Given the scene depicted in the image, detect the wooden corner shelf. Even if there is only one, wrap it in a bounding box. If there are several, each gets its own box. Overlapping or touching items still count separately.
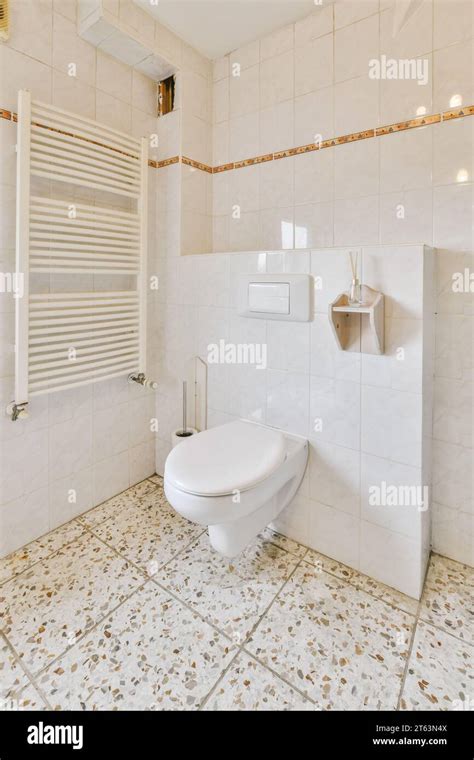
[329,285,384,355]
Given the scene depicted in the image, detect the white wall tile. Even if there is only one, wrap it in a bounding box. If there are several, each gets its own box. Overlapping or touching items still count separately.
[229,64,259,119]
[335,75,380,135]
[0,487,50,558]
[311,313,361,382]
[259,50,294,108]
[361,452,424,538]
[295,5,334,45]
[433,376,473,448]
[432,439,473,513]
[335,14,379,83]
[310,375,361,449]
[433,118,473,187]
[294,202,334,249]
[53,11,96,86]
[230,40,260,71]
[433,0,473,49]
[129,439,155,485]
[433,40,473,113]
[259,100,294,154]
[260,23,294,61]
[259,159,294,210]
[93,450,129,505]
[433,183,474,251]
[334,139,379,199]
[49,415,93,482]
[362,245,425,319]
[361,385,422,467]
[1,430,48,505]
[360,520,423,598]
[309,439,360,516]
[294,150,334,205]
[266,370,309,435]
[335,0,380,30]
[379,188,433,245]
[380,128,433,193]
[380,0,433,58]
[432,501,473,566]
[308,498,360,569]
[52,69,96,118]
[9,0,53,66]
[334,195,380,246]
[294,86,334,146]
[295,33,334,96]
[259,207,295,250]
[267,321,311,373]
[49,468,94,528]
[380,55,432,124]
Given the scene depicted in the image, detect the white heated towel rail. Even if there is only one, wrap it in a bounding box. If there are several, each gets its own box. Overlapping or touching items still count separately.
[13,90,149,412]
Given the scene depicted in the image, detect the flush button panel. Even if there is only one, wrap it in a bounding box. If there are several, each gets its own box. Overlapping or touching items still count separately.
[238,273,312,322]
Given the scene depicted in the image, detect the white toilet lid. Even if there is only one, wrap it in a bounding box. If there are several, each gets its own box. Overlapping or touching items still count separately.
[165,420,287,497]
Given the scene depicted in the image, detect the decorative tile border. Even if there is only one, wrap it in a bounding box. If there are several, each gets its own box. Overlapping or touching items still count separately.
[2,104,473,175]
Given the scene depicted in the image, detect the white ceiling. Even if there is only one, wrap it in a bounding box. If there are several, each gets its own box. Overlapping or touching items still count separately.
[134,0,321,60]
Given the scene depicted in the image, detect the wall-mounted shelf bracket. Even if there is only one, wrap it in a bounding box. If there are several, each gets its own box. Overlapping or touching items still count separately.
[329,285,384,355]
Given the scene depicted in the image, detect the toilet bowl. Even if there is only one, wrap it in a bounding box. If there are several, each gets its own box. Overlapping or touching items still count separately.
[164,419,308,557]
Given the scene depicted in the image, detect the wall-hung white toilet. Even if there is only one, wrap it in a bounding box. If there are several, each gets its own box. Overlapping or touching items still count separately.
[164,420,308,557]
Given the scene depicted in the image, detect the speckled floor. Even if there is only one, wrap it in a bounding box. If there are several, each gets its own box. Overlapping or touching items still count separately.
[0,477,472,711]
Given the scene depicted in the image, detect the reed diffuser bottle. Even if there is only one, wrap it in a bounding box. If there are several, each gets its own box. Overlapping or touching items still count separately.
[348,250,363,306]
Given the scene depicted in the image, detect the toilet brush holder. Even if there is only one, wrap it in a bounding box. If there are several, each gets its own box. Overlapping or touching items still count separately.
[171,380,198,448]
[171,427,198,448]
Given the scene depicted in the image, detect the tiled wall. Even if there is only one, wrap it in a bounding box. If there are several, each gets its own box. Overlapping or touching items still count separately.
[0,0,209,556]
[171,0,473,568]
[154,245,434,598]
[0,0,162,556]
[210,0,472,254]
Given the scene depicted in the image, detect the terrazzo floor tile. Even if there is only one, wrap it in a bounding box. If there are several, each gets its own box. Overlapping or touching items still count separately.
[400,621,474,711]
[0,634,29,704]
[35,581,235,711]
[0,520,86,586]
[79,479,160,529]
[203,653,315,711]
[10,683,49,711]
[305,549,419,615]
[0,533,144,675]
[419,554,473,644]
[351,574,419,615]
[247,562,415,710]
[91,493,203,574]
[304,548,357,582]
[147,475,163,486]
[156,532,299,642]
[261,528,308,559]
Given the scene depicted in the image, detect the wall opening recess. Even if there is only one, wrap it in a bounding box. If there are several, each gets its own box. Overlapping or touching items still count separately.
[158,75,175,117]
[0,0,9,41]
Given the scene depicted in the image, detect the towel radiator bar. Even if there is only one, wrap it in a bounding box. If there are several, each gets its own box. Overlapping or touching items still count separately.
[12,90,150,415]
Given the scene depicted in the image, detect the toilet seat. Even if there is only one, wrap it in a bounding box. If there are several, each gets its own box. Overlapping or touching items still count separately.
[164,420,286,497]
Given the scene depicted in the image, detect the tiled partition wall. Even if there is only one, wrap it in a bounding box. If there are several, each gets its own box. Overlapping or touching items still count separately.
[154,245,434,599]
[173,0,473,567]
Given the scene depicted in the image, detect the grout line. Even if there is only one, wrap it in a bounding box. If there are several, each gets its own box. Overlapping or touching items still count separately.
[396,596,422,711]
[0,479,161,590]
[2,480,471,710]
[0,527,88,592]
[0,630,53,711]
[29,575,152,686]
[198,554,308,710]
[240,648,321,707]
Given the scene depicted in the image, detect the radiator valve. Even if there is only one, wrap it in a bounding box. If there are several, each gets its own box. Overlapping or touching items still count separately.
[128,372,158,390]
